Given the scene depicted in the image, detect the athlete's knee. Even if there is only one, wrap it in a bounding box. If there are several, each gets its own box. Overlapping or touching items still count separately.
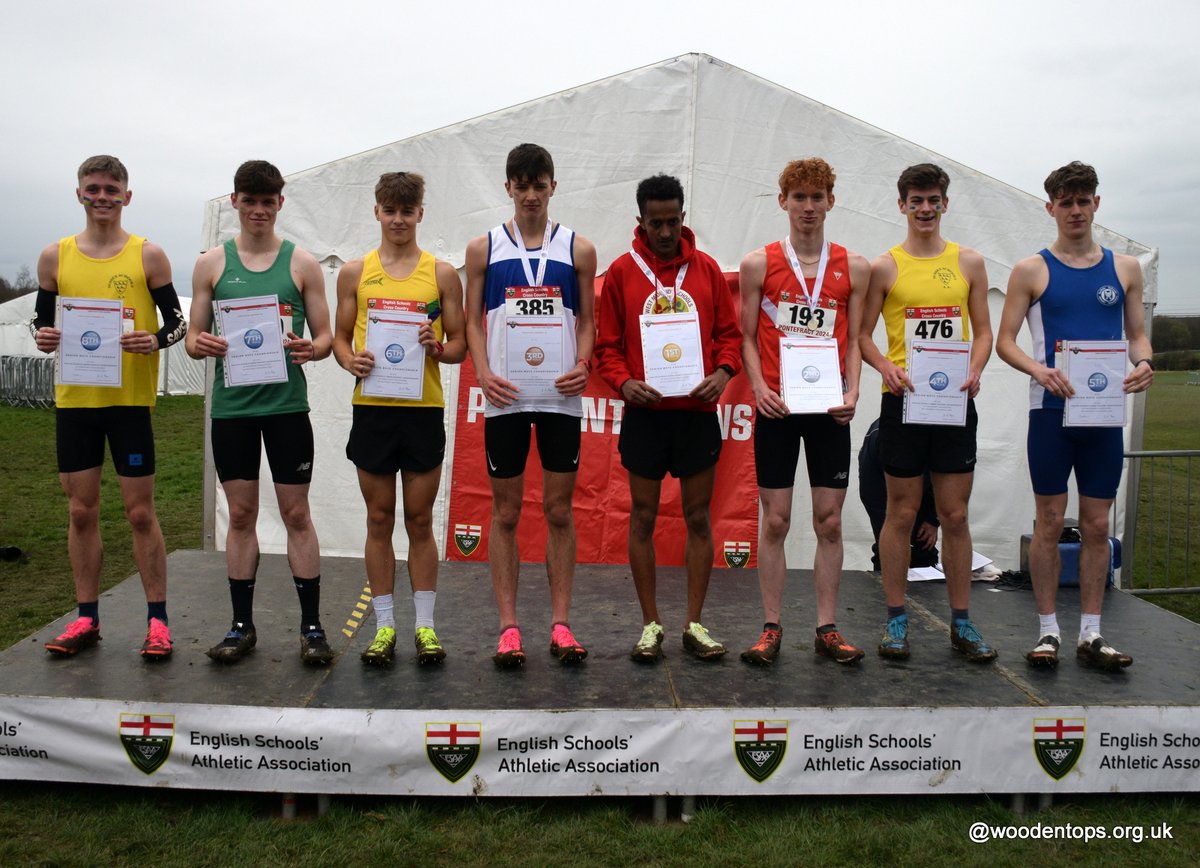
[812,509,842,545]
[67,498,99,531]
[761,508,791,544]
[227,500,258,533]
[937,504,970,535]
[543,499,574,531]
[278,500,312,535]
[682,501,712,540]
[1079,511,1111,544]
[365,504,396,539]
[123,499,159,534]
[491,498,522,532]
[628,505,657,541]
[403,508,434,541]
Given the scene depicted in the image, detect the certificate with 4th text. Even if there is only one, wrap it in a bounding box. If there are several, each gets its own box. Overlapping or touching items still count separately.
[640,312,703,397]
[56,297,125,387]
[216,294,288,387]
[903,339,970,426]
[779,337,842,415]
[1062,340,1128,428]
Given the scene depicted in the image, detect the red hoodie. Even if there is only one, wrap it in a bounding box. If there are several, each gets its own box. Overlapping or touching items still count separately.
[595,225,742,411]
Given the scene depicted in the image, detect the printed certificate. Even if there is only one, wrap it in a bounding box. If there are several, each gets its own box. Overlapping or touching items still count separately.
[903,340,970,426]
[361,299,427,400]
[779,337,842,415]
[56,297,124,387]
[216,294,288,387]
[640,312,703,397]
[504,316,566,397]
[1062,340,1128,428]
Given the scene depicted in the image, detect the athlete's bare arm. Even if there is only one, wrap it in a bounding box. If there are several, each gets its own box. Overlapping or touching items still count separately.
[959,246,992,397]
[738,247,787,418]
[333,258,373,377]
[33,242,61,353]
[429,259,466,364]
[555,234,597,397]
[859,253,910,394]
[463,233,517,407]
[186,248,226,359]
[830,251,871,424]
[289,248,332,364]
[1118,253,1154,393]
[995,254,1072,396]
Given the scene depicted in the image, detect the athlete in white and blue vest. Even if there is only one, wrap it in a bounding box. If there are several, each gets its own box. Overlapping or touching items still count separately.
[997,161,1153,672]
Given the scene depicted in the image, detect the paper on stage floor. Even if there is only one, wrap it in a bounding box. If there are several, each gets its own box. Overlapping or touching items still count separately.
[907,551,994,582]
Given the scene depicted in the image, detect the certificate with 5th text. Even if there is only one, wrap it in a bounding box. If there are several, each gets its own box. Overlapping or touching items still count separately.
[1062,340,1128,428]
[903,339,970,426]
[361,298,427,401]
[779,337,842,415]
[216,294,288,388]
[640,312,704,397]
[56,297,124,387]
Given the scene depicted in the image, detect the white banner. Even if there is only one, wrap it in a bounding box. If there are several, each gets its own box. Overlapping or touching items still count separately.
[1,698,1197,795]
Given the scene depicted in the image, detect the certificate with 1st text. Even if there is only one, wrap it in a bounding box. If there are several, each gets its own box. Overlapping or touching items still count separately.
[361,298,427,400]
[779,337,842,415]
[216,294,289,388]
[903,339,970,426]
[640,312,703,397]
[55,297,124,387]
[1062,340,1128,428]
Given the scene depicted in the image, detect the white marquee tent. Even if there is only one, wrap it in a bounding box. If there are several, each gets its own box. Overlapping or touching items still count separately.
[199,53,1156,570]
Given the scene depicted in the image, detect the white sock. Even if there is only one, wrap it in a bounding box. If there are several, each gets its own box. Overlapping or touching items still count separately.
[413,590,436,630]
[372,594,395,630]
[1079,613,1101,641]
[1038,614,1060,639]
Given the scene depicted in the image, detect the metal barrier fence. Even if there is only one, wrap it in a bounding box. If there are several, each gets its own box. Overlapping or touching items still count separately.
[0,355,53,408]
[1122,450,1199,595]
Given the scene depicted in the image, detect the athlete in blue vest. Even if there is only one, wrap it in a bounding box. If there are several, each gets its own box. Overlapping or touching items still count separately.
[996,161,1154,671]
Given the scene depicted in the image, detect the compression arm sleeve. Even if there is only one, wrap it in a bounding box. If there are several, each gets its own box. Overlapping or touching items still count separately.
[32,288,57,333]
[150,282,186,349]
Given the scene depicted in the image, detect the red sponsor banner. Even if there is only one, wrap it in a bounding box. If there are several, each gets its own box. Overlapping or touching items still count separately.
[447,274,758,568]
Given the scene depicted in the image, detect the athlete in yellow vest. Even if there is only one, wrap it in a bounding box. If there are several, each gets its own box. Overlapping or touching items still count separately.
[858,163,995,664]
[32,155,184,660]
[333,172,466,667]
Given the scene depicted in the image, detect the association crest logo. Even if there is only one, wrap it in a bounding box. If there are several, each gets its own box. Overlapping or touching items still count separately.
[426,722,481,783]
[119,712,174,775]
[1097,285,1120,306]
[734,720,787,782]
[723,541,751,568]
[933,267,955,288]
[1033,717,1085,780]
[453,523,482,557]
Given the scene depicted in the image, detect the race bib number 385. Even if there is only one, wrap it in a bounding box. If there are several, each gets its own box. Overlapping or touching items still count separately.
[504,286,562,317]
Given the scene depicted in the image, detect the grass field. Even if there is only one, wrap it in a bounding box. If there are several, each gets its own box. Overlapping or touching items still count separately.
[0,394,1197,864]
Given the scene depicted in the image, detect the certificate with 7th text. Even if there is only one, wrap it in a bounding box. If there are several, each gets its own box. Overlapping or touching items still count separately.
[56,297,124,387]
[362,299,427,400]
[1062,340,1128,428]
[216,294,288,387]
[779,337,842,414]
[640,312,703,397]
[903,340,970,426]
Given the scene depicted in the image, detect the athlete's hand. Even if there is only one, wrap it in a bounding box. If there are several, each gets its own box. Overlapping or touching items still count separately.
[416,322,444,358]
[915,521,938,550]
[689,367,732,403]
[554,362,589,397]
[1124,360,1154,393]
[479,369,519,408]
[349,349,375,378]
[881,361,913,396]
[192,331,228,358]
[1032,363,1073,399]
[828,389,858,425]
[752,383,789,419]
[621,378,662,406]
[34,327,61,353]
[959,369,982,399]
[285,332,313,364]
[120,329,158,355]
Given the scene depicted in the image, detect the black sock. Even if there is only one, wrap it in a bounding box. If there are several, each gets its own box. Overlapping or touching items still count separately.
[79,601,99,625]
[229,578,255,626]
[887,605,906,620]
[816,623,837,635]
[763,622,782,632]
[147,601,168,625]
[294,576,321,628]
[951,608,969,624]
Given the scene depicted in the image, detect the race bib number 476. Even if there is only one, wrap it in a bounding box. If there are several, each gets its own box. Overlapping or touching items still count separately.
[904,305,963,344]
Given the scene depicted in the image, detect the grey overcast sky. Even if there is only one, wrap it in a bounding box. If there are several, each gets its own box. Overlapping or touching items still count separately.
[3,0,1197,313]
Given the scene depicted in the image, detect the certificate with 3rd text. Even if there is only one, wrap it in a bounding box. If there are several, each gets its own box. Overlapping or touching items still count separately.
[56,297,124,387]
[779,337,842,414]
[640,312,703,397]
[903,339,969,426]
[362,302,427,400]
[1062,340,1128,428]
[216,294,288,387]
[504,316,566,397]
